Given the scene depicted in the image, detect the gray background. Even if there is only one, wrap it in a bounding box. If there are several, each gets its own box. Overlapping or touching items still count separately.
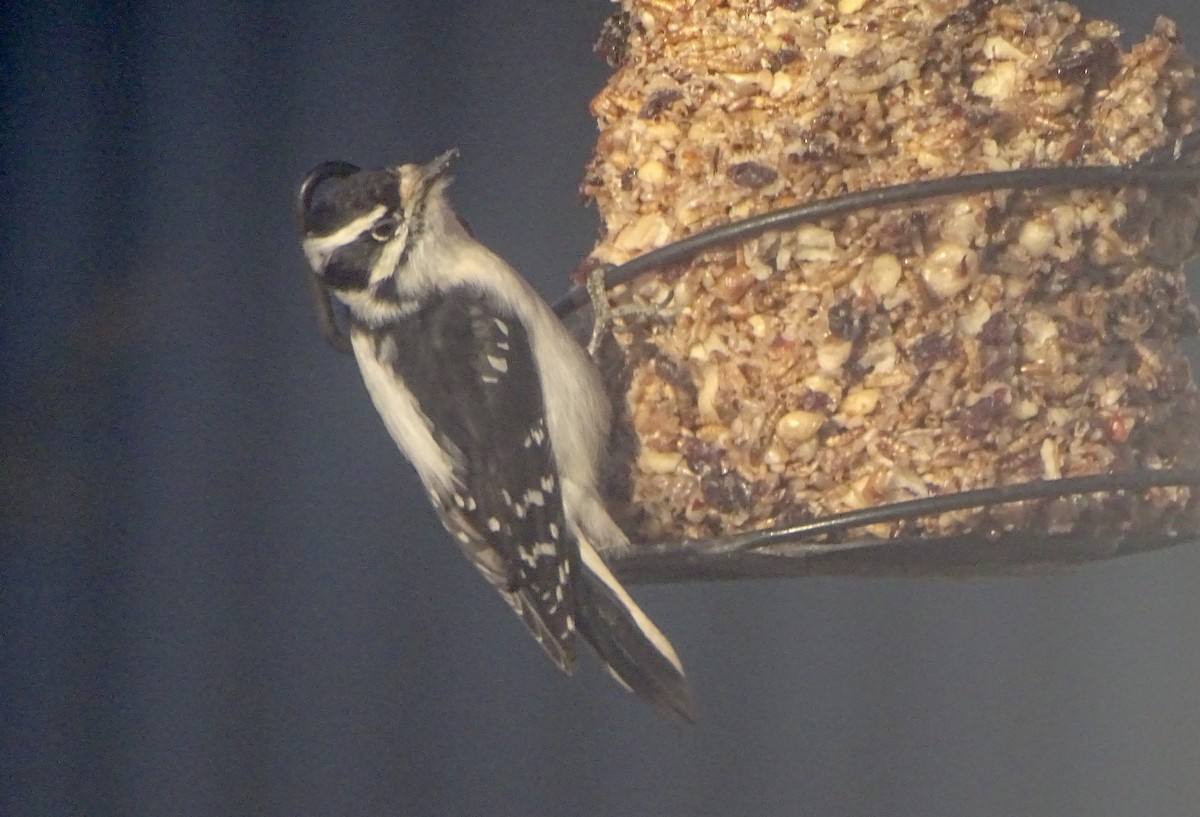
[5,1,1200,815]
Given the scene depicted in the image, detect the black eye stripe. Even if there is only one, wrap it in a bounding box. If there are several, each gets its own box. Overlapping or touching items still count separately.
[324,235,382,291]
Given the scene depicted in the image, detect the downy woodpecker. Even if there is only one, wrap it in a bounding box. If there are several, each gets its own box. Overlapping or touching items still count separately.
[296,151,693,720]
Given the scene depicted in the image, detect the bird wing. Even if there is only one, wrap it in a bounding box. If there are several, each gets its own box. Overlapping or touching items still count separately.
[368,287,579,672]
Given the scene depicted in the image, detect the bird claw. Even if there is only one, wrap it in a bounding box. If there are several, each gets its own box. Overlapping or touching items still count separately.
[585,264,674,357]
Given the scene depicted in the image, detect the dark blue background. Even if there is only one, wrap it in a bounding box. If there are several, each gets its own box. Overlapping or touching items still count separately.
[5,1,1200,815]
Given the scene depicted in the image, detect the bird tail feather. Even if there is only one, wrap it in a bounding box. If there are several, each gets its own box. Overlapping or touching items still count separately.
[576,542,695,722]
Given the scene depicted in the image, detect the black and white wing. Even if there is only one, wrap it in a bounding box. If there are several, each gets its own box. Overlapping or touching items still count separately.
[366,288,579,672]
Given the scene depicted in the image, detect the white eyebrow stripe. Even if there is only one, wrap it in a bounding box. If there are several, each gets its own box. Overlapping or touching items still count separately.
[301,205,387,261]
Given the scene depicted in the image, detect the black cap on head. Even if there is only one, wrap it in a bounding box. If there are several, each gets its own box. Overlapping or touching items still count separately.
[297,162,407,239]
[296,161,360,234]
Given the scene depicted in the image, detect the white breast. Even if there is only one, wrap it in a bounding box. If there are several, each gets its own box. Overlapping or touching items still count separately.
[351,331,459,496]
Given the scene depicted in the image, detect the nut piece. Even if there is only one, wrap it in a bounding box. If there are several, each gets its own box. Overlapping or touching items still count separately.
[920,243,977,299]
[841,388,881,418]
[775,410,824,444]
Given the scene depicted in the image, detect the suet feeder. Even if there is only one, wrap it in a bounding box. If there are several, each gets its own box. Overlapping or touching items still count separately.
[562,0,1200,581]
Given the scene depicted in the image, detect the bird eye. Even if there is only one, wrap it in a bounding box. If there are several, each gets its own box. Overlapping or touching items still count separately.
[371,217,398,241]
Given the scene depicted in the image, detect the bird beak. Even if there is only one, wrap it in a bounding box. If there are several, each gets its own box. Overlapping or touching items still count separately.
[420,148,459,185]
